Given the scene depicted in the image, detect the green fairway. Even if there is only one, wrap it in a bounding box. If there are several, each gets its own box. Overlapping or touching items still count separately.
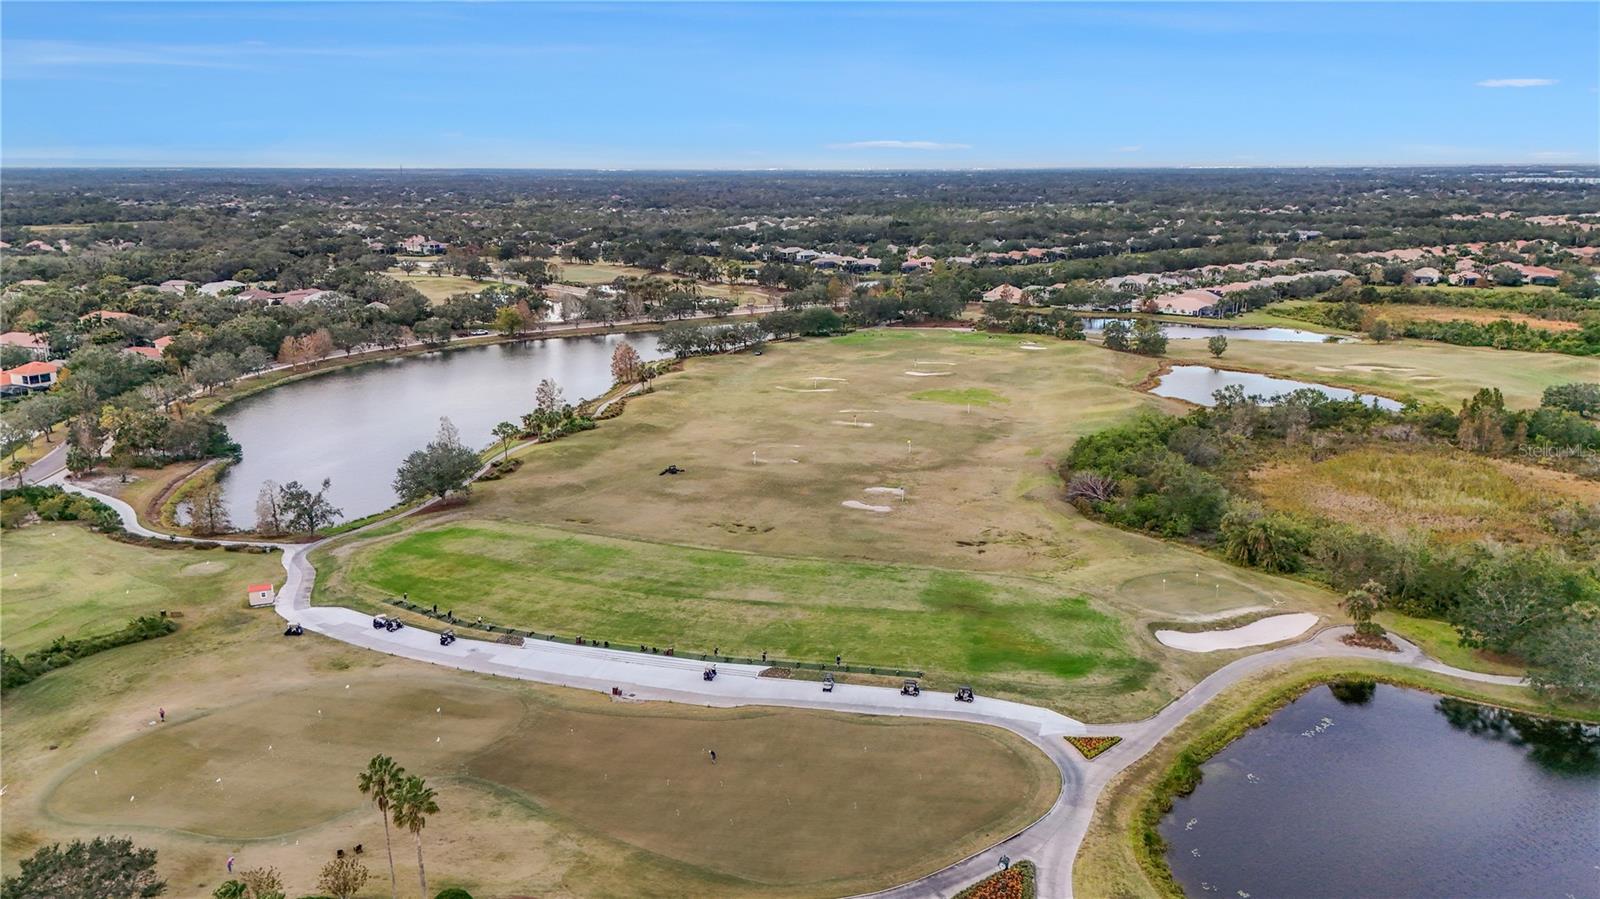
[0,526,283,655]
[910,386,1008,406]
[320,520,1152,701]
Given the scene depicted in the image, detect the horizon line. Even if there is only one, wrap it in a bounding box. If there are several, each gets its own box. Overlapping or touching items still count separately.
[4,162,1598,173]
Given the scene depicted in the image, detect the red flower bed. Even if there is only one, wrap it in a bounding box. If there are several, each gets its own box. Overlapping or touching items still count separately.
[954,861,1036,899]
[1065,735,1122,760]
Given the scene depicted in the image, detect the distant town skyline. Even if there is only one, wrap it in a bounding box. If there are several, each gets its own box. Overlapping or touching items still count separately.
[3,2,1597,169]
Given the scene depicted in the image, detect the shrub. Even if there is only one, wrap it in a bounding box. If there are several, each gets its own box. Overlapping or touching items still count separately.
[434,889,474,899]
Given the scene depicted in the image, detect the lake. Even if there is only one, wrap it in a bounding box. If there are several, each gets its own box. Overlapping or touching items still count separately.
[1080,318,1345,343]
[216,333,663,524]
[1150,365,1403,410]
[1160,683,1600,899]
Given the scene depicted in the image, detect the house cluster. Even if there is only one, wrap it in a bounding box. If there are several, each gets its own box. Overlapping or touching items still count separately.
[770,247,881,273]
[1139,268,1355,316]
[145,280,336,305]
[1410,261,1562,287]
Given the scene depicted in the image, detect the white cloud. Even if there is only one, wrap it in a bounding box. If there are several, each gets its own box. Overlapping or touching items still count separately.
[1475,78,1556,88]
[827,140,971,151]
[1117,145,1143,153]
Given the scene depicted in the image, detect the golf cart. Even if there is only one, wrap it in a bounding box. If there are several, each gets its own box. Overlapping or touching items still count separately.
[703,665,718,682]
[372,614,389,629]
[955,685,975,703]
[439,630,457,647]
[822,673,835,692]
[900,679,921,697]
[283,622,304,637]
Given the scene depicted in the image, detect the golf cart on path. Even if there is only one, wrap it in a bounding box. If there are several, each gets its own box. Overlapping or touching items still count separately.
[703,665,718,681]
[822,673,835,692]
[283,623,304,636]
[901,679,921,697]
[372,615,404,632]
[439,630,457,646]
[955,685,975,703]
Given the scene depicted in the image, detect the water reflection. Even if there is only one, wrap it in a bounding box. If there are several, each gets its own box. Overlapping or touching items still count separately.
[1435,697,1600,776]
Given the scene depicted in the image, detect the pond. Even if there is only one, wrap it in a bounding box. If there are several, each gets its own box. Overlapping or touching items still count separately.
[216,333,663,524]
[1080,318,1345,343]
[1149,365,1403,410]
[1160,683,1600,899]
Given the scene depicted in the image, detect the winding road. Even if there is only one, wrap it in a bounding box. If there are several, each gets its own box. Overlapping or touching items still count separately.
[43,472,1525,899]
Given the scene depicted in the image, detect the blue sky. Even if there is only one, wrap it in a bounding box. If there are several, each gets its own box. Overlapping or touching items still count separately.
[3,2,1596,168]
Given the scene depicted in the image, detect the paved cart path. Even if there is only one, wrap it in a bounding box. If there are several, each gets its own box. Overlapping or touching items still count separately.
[46,474,1526,899]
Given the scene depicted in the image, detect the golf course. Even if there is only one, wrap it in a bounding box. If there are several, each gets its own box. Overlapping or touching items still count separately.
[5,325,1594,897]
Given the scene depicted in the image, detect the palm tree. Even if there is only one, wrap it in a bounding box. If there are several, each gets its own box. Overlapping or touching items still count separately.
[391,774,440,898]
[357,754,405,899]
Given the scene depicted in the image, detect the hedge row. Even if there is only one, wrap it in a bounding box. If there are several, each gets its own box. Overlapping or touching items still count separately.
[2,614,178,689]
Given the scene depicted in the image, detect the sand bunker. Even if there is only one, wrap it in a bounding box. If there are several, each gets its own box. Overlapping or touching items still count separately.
[913,360,957,366]
[833,420,875,428]
[1155,612,1318,652]
[1019,343,1045,350]
[904,370,953,377]
[837,409,880,414]
[776,386,837,393]
[864,486,905,497]
[842,500,893,513]
[808,377,848,382]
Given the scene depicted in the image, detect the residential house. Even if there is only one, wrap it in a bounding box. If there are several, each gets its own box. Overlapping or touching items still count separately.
[1410,267,1442,285]
[153,336,175,352]
[246,583,277,607]
[199,280,246,296]
[23,240,58,253]
[122,345,165,362]
[1152,290,1222,316]
[982,284,1027,304]
[1512,264,1562,286]
[0,331,49,357]
[901,256,936,273]
[157,279,195,294]
[80,310,138,323]
[400,235,447,255]
[1449,270,1486,286]
[1,360,64,390]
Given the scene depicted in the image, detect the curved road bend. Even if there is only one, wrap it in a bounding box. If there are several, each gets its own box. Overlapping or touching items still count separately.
[47,475,1524,899]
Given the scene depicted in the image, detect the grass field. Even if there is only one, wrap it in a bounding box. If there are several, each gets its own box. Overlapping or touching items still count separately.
[0,525,281,655]
[384,268,503,303]
[1375,611,1527,677]
[1164,335,1596,407]
[1249,446,1600,546]
[318,329,1346,719]
[1,527,1056,898]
